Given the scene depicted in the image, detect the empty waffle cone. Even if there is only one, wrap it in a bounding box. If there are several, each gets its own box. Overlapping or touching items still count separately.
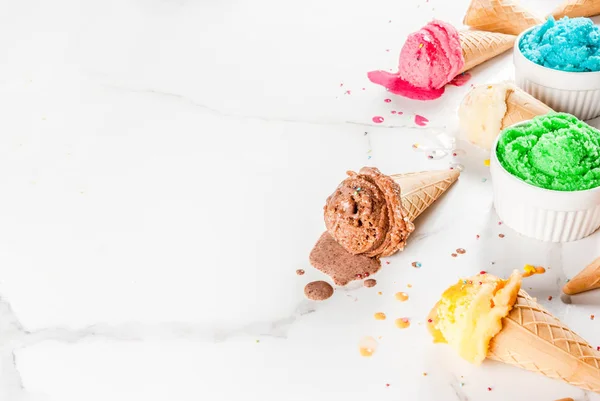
[390,170,460,223]
[501,85,553,128]
[552,0,600,18]
[488,290,600,392]
[459,30,516,73]
[563,257,600,295]
[464,0,543,35]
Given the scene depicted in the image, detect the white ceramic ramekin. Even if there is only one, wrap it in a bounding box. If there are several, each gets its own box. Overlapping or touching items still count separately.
[514,27,600,121]
[491,121,600,242]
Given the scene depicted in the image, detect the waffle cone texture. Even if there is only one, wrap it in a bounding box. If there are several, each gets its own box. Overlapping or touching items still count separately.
[488,290,600,392]
[459,30,516,73]
[391,170,460,223]
[464,0,543,35]
[552,0,600,19]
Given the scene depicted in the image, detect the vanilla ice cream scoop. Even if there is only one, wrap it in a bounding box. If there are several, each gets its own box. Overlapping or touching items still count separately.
[428,270,522,364]
[458,83,552,150]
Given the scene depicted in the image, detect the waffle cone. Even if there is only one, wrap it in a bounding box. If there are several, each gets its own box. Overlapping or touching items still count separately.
[551,0,600,18]
[563,257,600,295]
[464,0,543,35]
[390,170,460,223]
[488,290,600,392]
[459,30,516,73]
[501,86,553,128]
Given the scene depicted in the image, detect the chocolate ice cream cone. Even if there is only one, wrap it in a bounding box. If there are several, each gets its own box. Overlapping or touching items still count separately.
[464,0,543,35]
[552,0,600,19]
[488,290,600,392]
[390,170,460,223]
[458,30,516,73]
[324,168,459,258]
[563,257,600,295]
[501,85,553,128]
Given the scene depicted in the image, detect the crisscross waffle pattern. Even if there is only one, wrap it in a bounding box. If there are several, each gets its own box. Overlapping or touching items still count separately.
[458,30,516,73]
[464,0,543,35]
[488,291,600,392]
[552,0,600,19]
[390,170,459,223]
[501,87,552,129]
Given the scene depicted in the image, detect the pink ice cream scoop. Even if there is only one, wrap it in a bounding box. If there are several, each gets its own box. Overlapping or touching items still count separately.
[368,20,466,101]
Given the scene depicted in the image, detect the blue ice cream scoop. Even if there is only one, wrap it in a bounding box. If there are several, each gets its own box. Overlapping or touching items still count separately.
[520,16,600,72]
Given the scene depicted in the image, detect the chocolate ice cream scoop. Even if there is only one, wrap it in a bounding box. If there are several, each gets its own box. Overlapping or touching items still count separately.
[324,167,414,258]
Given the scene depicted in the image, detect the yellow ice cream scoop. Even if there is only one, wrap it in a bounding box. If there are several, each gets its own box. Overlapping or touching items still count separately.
[427,270,522,364]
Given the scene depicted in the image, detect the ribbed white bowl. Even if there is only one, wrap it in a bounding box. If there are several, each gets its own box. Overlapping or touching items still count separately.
[514,27,600,121]
[491,122,600,242]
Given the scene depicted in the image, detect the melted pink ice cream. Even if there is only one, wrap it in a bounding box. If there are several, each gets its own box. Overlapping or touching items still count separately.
[368,20,466,101]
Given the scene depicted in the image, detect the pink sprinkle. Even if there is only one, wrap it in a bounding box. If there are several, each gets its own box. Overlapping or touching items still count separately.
[391,110,397,114]
[386,261,390,265]
[476,235,480,239]
[487,387,492,392]
[386,383,390,387]
[385,49,390,52]
[498,221,502,225]
[384,99,391,103]
[340,83,344,87]
[372,116,384,124]
[414,115,429,127]
[362,87,366,90]
[345,90,351,95]
[397,111,403,115]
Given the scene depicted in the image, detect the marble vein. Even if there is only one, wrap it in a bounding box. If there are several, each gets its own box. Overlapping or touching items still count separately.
[100,83,445,131]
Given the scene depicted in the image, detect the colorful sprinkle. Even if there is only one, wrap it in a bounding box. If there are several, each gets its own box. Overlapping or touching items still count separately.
[374,312,386,320]
[395,292,409,302]
[356,273,363,279]
[476,235,480,239]
[296,269,305,276]
[345,90,351,95]
[478,281,483,285]
[422,372,428,376]
[427,319,433,323]
[419,43,424,48]
[498,234,505,238]
[384,98,391,103]
[481,178,487,182]
[407,284,412,288]
[548,296,553,301]
[256,339,260,343]
[498,221,503,225]
[386,383,390,387]
[480,271,486,275]
[487,387,492,392]
[451,253,458,258]
[391,110,397,114]
[372,116,384,124]
[386,261,390,265]
[484,159,490,166]
[412,143,419,149]
[592,314,595,320]
[395,318,411,329]
[411,261,422,268]
[456,248,466,254]
[378,291,382,295]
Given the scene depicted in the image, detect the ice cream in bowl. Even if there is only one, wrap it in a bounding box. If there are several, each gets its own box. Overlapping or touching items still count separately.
[490,112,600,242]
[514,16,600,120]
[428,271,600,392]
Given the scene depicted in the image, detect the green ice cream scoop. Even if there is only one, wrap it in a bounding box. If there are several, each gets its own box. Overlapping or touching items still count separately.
[496,113,600,191]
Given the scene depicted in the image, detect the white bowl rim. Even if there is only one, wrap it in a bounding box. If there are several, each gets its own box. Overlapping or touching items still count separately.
[492,118,600,195]
[516,25,600,77]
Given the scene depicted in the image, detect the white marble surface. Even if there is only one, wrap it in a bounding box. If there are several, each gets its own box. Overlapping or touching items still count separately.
[0,0,599,400]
